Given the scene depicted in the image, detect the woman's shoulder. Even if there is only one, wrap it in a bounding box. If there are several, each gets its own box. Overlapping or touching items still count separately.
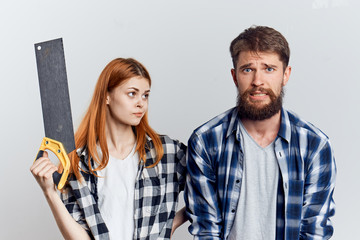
[75,146,98,182]
[159,134,181,144]
[155,135,187,179]
[76,147,91,169]
[66,148,96,195]
[148,134,186,152]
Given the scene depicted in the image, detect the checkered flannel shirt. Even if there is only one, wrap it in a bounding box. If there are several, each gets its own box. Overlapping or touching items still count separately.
[184,107,336,240]
[60,135,187,240]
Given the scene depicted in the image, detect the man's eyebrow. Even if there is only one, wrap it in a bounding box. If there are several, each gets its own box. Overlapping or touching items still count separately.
[238,63,252,70]
[264,63,278,68]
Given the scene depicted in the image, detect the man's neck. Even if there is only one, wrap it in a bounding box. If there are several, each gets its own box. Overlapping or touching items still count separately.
[240,111,281,148]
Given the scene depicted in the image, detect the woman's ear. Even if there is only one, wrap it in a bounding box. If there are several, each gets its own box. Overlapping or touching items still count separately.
[106,95,110,105]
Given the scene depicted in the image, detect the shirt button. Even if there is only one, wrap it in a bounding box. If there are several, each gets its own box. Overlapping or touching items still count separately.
[236,180,240,183]
[231,209,236,213]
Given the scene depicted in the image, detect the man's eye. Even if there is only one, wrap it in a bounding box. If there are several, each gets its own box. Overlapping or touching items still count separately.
[243,68,252,73]
[266,67,274,72]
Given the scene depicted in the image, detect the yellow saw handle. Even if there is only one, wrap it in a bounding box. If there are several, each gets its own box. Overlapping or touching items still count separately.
[34,137,71,190]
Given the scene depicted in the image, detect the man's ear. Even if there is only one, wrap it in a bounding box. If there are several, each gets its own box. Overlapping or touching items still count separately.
[231,68,238,87]
[282,66,292,86]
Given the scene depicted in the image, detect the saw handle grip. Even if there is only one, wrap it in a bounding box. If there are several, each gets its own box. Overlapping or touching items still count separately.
[34,137,71,190]
[35,150,62,186]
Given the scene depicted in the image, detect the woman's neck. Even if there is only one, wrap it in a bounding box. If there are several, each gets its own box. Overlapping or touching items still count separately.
[105,119,136,160]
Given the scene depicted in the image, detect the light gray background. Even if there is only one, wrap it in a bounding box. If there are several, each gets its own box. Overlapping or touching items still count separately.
[1,0,359,239]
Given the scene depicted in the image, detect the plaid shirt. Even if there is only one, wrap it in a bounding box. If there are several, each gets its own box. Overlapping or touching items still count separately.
[60,135,187,240]
[184,107,336,240]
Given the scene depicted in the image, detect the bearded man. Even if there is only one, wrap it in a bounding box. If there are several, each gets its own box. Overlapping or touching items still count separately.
[184,26,336,240]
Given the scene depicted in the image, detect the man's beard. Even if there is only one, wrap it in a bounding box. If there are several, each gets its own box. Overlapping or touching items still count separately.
[237,87,284,121]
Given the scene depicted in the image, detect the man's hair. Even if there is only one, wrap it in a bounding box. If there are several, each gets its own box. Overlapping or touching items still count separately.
[230,26,290,70]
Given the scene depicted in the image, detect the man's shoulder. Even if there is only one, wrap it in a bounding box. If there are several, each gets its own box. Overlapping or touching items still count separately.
[285,109,329,141]
[190,107,236,140]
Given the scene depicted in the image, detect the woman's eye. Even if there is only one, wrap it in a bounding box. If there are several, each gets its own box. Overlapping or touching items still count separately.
[128,92,135,97]
[142,94,149,99]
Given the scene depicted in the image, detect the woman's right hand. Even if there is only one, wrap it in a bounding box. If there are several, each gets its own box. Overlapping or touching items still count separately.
[30,152,92,240]
[30,151,58,195]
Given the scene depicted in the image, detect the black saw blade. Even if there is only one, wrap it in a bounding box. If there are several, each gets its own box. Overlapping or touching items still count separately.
[34,38,75,154]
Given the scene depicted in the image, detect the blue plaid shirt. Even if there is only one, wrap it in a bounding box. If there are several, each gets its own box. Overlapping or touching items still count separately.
[184,107,336,240]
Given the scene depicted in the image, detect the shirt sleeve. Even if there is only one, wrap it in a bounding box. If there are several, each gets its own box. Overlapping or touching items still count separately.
[184,134,223,240]
[300,140,336,240]
[60,178,93,239]
[174,140,187,192]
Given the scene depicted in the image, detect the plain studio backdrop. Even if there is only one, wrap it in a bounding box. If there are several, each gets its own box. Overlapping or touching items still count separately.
[1,0,359,239]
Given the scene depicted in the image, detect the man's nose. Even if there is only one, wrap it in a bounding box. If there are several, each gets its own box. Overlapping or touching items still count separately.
[251,71,264,86]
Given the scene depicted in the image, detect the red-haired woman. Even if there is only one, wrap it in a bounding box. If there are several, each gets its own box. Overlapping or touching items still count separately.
[30,58,187,240]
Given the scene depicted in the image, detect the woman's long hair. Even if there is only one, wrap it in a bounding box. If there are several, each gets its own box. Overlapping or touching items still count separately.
[70,58,164,180]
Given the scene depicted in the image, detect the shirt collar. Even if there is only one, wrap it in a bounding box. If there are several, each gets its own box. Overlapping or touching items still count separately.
[226,107,242,141]
[76,146,86,157]
[278,108,291,143]
[226,107,291,143]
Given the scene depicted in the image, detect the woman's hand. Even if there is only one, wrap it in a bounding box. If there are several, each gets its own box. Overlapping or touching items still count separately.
[30,151,92,240]
[30,151,58,195]
[171,207,188,237]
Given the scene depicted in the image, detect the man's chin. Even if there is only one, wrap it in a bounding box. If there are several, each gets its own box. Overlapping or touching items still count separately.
[237,102,282,120]
[237,88,284,120]
[247,102,270,111]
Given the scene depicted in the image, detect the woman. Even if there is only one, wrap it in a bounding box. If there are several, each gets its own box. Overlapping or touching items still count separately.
[30,58,187,240]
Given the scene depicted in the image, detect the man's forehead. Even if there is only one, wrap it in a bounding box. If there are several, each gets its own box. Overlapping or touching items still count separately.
[239,50,281,60]
[237,51,282,66]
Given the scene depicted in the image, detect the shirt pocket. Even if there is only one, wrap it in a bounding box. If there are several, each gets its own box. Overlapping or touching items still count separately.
[141,177,167,215]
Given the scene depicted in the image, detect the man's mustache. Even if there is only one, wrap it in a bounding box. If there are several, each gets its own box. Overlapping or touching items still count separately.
[243,87,276,98]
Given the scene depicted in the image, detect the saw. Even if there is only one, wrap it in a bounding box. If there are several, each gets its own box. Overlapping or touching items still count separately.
[34,38,75,190]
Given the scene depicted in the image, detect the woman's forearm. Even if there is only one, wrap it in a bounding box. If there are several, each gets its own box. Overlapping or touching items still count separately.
[31,154,91,240]
[44,190,91,240]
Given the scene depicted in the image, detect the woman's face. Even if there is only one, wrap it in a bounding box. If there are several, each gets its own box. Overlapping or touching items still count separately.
[106,76,150,127]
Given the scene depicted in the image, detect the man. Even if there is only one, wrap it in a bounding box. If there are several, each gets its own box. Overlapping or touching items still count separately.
[184,26,336,240]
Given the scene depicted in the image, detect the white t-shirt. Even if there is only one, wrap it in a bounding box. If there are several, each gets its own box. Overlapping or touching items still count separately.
[96,144,139,240]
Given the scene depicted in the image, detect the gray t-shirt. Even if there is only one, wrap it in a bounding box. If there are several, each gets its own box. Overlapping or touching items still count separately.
[228,122,279,240]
